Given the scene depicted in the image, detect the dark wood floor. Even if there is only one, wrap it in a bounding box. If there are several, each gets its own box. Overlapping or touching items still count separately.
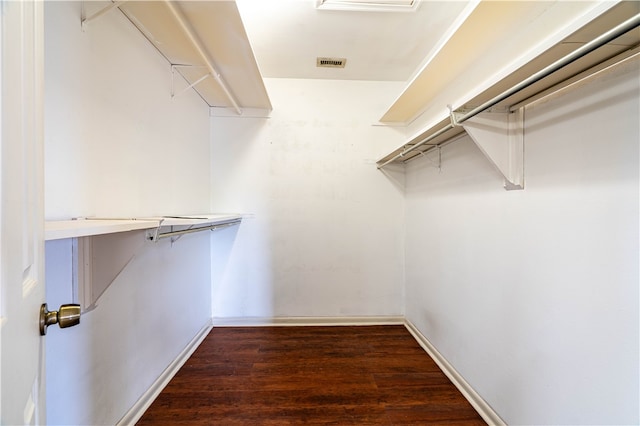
[137,325,486,425]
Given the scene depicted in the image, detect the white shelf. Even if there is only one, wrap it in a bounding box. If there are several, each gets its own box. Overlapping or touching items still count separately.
[45,214,243,241]
[45,214,243,313]
[45,219,160,241]
[377,2,639,169]
[82,1,271,112]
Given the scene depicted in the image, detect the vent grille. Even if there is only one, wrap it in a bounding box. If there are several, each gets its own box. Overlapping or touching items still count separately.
[316,0,418,12]
[317,57,347,68]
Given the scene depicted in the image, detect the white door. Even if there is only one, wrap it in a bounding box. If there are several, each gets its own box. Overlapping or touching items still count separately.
[0,0,46,424]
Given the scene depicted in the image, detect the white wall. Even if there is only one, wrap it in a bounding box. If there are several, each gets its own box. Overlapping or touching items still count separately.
[44,3,210,219]
[404,62,639,424]
[210,78,406,320]
[44,2,212,424]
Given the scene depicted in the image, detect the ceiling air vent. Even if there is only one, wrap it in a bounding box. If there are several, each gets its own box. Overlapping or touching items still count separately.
[316,0,418,12]
[317,57,347,68]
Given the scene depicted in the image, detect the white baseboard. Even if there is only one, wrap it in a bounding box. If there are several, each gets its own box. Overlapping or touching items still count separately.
[403,320,506,426]
[212,315,405,327]
[116,319,214,426]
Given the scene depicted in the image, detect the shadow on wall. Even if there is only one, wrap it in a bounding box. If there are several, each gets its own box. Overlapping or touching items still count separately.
[211,221,275,320]
[45,239,92,423]
[45,231,215,425]
[211,115,278,320]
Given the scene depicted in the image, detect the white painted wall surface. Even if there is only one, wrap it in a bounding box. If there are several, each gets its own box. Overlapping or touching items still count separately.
[404,62,639,424]
[211,79,406,320]
[45,234,211,425]
[43,2,211,424]
[44,2,210,219]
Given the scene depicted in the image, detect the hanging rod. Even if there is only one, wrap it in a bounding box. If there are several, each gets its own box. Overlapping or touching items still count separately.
[377,12,640,169]
[146,219,242,242]
[163,1,243,115]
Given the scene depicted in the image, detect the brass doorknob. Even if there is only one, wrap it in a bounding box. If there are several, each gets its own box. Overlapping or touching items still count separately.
[39,303,81,336]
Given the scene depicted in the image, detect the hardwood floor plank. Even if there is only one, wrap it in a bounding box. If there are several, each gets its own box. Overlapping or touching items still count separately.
[137,325,486,425]
[373,372,456,388]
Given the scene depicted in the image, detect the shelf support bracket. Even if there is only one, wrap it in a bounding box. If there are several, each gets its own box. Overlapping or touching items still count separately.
[171,65,211,99]
[458,107,525,190]
[417,145,442,172]
[81,1,127,31]
[164,0,243,115]
[73,231,145,313]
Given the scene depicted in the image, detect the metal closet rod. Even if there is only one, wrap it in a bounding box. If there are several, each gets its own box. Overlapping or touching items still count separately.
[163,1,243,115]
[378,12,640,170]
[152,219,242,240]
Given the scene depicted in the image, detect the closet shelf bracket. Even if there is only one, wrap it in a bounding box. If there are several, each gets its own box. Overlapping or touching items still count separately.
[460,108,525,190]
[376,6,640,191]
[171,65,211,99]
[81,1,127,31]
[163,0,243,115]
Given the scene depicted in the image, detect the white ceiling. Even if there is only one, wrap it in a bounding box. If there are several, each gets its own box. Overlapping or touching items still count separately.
[235,0,471,81]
